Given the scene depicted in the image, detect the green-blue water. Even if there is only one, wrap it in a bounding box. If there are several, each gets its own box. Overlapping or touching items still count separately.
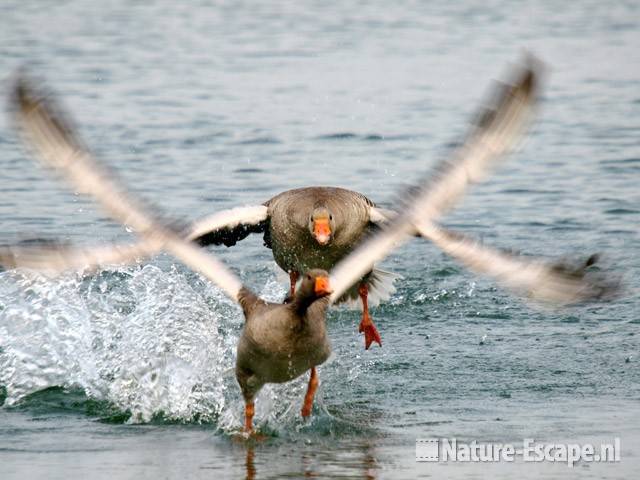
[1,1,638,478]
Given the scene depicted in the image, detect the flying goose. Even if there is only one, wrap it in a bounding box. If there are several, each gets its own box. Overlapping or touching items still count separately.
[2,61,617,431]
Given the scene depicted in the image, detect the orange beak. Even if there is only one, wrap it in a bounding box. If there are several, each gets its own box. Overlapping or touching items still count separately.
[314,276,332,296]
[313,218,331,245]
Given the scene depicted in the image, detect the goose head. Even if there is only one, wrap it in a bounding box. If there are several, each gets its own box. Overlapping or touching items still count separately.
[308,207,334,246]
[297,269,333,300]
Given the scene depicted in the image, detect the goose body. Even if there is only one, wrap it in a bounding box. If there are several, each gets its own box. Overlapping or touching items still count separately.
[235,275,332,411]
[266,186,376,275]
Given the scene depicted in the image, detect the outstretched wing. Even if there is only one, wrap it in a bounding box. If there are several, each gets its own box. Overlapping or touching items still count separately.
[186,205,269,247]
[329,59,541,302]
[0,205,270,274]
[402,58,542,223]
[417,223,618,304]
[0,239,158,273]
[361,192,617,304]
[11,76,243,301]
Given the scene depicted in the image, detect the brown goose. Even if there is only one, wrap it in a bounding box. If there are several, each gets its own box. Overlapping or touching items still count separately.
[2,61,618,432]
[236,269,332,430]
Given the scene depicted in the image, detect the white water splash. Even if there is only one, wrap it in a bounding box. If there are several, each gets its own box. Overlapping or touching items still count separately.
[0,262,316,431]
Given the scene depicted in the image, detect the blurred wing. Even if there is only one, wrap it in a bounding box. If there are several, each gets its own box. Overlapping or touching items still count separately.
[330,59,541,302]
[418,223,618,304]
[329,222,414,303]
[186,205,269,246]
[0,240,159,273]
[14,81,155,235]
[11,76,243,301]
[0,205,270,274]
[405,58,541,222]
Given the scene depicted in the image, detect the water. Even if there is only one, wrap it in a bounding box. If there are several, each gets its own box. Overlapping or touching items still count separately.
[1,1,639,478]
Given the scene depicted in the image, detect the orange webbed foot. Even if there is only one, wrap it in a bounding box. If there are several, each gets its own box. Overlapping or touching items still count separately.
[357,282,381,349]
[359,314,382,349]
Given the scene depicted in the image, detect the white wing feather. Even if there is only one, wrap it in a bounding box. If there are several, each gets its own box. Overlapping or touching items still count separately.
[0,205,270,275]
[185,205,268,240]
[0,240,159,273]
[417,222,614,304]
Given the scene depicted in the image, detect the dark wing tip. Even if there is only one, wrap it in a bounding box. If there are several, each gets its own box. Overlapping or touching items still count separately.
[518,54,543,98]
[551,252,622,302]
[10,69,52,116]
[11,72,37,115]
[581,253,623,302]
[517,52,545,98]
[510,67,536,107]
[471,56,542,135]
[9,70,84,153]
[584,253,600,268]
[10,71,47,121]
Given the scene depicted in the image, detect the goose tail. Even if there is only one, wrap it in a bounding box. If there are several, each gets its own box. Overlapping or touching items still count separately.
[336,267,401,308]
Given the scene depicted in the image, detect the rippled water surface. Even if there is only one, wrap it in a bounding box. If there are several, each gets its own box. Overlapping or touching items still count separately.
[1,1,639,478]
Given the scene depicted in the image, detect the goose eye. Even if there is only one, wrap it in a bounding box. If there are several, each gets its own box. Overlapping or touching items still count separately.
[329,215,333,221]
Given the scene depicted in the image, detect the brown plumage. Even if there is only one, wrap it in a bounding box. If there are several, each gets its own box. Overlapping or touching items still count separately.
[235,269,332,430]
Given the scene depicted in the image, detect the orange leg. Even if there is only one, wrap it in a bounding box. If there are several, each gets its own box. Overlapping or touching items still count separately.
[358,282,382,349]
[244,401,255,433]
[301,367,319,418]
[289,271,299,297]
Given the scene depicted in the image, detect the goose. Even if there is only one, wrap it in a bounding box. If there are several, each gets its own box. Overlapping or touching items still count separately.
[2,60,617,432]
